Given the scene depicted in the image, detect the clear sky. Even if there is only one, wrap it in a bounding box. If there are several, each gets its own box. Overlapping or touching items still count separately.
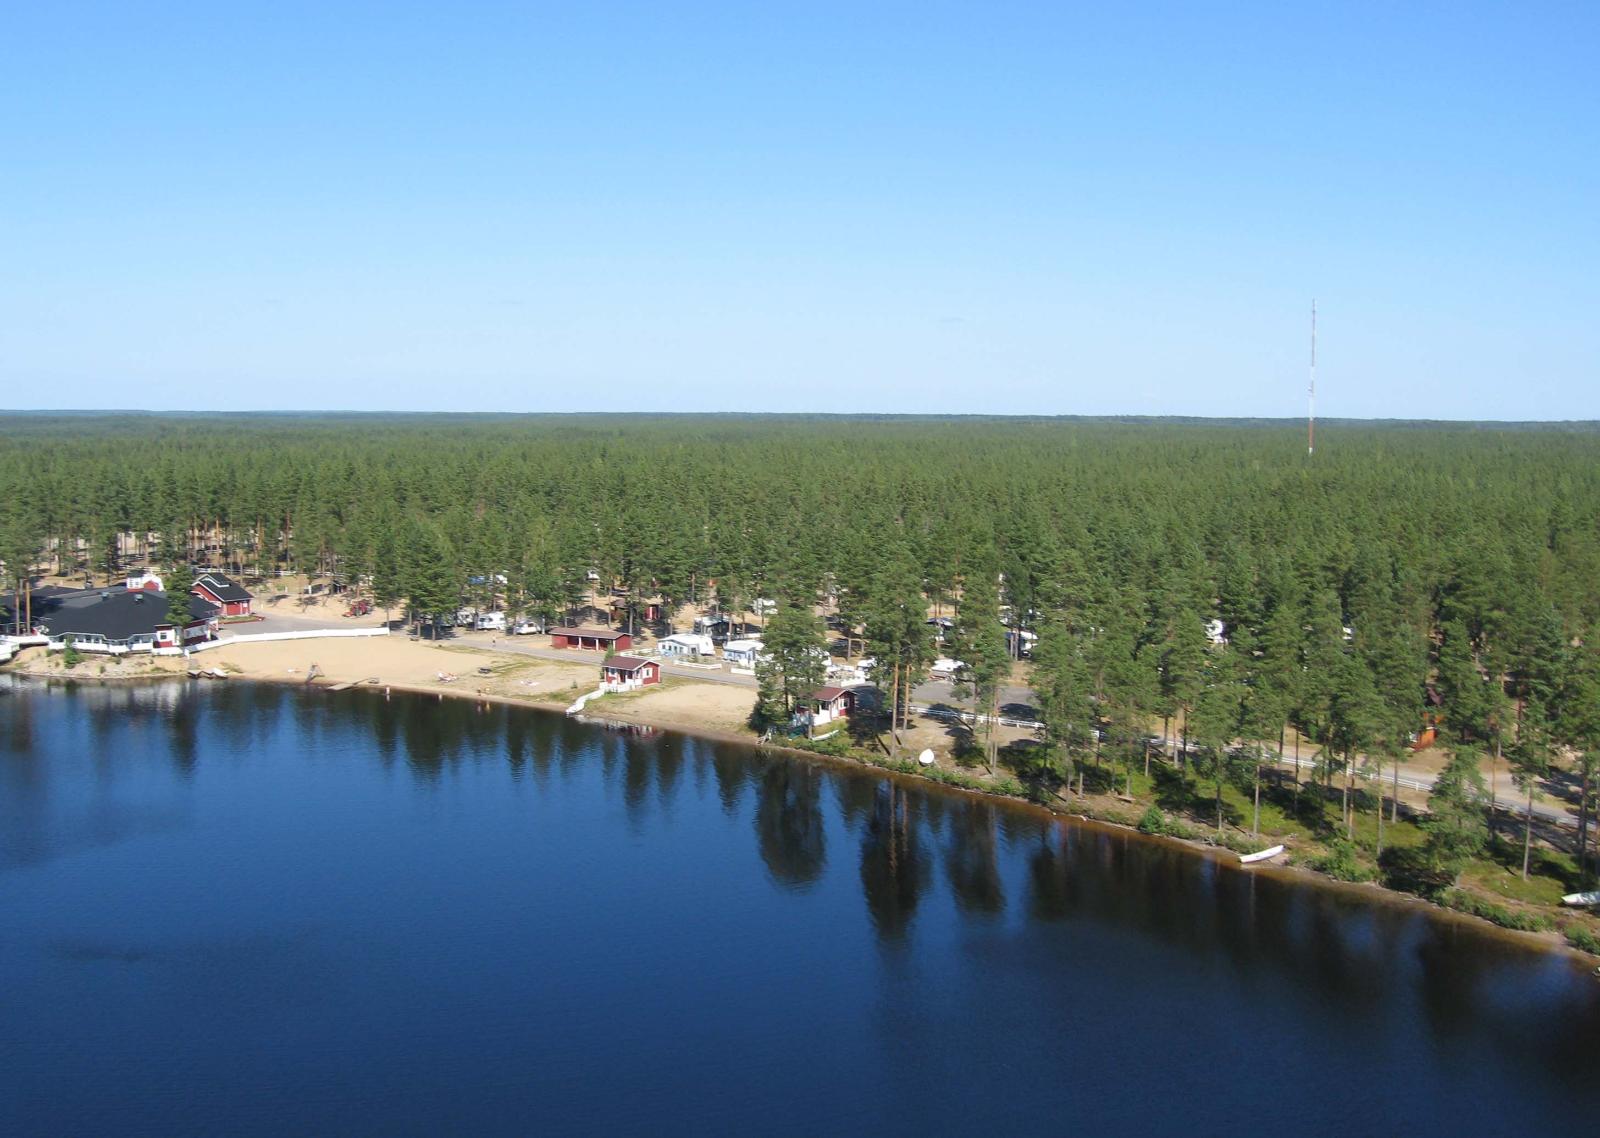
[3,2,1596,418]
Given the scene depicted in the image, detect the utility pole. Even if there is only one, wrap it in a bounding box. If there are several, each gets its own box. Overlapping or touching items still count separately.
[1308,300,1317,457]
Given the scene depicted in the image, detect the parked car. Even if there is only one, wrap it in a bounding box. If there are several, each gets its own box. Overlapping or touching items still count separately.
[511,618,545,635]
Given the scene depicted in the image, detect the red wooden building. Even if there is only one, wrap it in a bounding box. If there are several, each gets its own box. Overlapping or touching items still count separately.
[549,626,632,652]
[191,572,253,617]
[601,655,661,691]
[807,686,857,726]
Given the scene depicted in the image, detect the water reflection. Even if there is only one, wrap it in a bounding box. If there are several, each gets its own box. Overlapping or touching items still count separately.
[754,757,825,888]
[859,781,931,942]
[944,800,1004,916]
[3,676,1599,1133]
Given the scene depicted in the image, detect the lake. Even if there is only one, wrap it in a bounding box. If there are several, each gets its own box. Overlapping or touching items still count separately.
[2,678,1597,1135]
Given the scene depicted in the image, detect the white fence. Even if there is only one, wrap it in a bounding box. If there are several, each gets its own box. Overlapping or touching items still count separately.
[187,627,390,654]
[910,703,1045,731]
[1,635,50,662]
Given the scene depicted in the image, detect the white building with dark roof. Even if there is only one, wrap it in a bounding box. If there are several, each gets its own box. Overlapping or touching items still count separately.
[37,588,219,654]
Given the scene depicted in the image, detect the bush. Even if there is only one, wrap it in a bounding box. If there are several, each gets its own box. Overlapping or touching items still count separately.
[1311,839,1376,883]
[1565,925,1600,955]
[1138,805,1167,835]
[62,638,81,669]
[789,732,852,757]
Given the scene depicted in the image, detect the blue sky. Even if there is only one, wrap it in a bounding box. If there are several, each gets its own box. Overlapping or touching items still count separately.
[3,2,1596,418]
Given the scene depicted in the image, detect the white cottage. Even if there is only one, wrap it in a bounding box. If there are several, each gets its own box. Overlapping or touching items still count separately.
[723,638,764,669]
[659,632,715,658]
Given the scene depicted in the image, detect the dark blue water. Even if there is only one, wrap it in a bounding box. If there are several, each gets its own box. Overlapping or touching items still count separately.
[2,679,1597,1136]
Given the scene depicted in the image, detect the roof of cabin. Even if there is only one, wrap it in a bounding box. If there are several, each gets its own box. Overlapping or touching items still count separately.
[37,588,218,641]
[603,655,654,673]
[194,572,250,602]
[549,626,628,640]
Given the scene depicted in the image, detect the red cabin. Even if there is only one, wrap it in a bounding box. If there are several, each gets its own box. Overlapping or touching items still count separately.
[806,686,856,726]
[191,572,253,617]
[601,655,661,691]
[549,626,632,652]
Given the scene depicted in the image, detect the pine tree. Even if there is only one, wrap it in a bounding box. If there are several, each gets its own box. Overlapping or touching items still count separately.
[755,601,828,727]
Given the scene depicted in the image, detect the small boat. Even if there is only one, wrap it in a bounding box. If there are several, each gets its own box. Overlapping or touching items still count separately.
[1239,844,1285,865]
[917,749,936,767]
[1560,891,1600,908]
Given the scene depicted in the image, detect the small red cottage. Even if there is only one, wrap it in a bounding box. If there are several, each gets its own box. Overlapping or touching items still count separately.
[601,655,661,692]
[549,626,632,652]
[191,572,253,617]
[805,686,857,728]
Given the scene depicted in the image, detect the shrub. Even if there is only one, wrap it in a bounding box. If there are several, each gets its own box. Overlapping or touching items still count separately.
[1311,839,1376,883]
[790,732,852,757]
[1439,889,1554,933]
[1138,805,1167,835]
[1565,925,1600,955]
[62,638,81,669]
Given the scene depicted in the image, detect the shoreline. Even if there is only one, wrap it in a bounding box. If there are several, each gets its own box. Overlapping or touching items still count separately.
[6,653,1598,972]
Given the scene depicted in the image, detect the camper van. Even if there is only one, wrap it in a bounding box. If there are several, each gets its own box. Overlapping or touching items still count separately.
[475,611,507,631]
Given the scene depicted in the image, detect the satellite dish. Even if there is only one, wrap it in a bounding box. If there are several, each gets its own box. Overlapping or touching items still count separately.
[917,749,936,767]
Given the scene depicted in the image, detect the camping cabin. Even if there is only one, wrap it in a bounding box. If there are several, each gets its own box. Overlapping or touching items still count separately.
[192,572,252,617]
[799,686,857,730]
[549,626,632,652]
[723,638,763,669]
[600,655,661,692]
[694,613,732,641]
[658,632,714,658]
[609,598,663,625]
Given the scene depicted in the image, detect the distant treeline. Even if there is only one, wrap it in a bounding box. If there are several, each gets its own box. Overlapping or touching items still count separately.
[2,413,1599,858]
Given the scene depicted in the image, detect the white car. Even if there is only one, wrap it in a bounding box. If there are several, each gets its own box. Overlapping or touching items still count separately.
[511,618,544,635]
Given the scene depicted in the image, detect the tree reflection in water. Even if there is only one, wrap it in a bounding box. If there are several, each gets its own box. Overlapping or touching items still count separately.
[754,757,825,888]
[860,780,931,943]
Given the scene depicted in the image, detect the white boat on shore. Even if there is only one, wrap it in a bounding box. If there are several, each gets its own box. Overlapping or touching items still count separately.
[1560,891,1600,908]
[1239,844,1285,865]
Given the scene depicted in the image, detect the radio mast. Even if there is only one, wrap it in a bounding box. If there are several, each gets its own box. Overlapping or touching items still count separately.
[1307,300,1317,457]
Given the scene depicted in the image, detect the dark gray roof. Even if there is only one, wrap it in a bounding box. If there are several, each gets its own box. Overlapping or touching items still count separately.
[38,589,219,641]
[194,572,250,603]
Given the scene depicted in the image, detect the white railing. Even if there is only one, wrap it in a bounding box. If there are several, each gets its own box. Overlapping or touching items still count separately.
[187,627,390,653]
[910,703,1045,731]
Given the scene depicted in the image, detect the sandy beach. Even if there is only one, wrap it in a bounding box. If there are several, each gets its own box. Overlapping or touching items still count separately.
[5,633,765,742]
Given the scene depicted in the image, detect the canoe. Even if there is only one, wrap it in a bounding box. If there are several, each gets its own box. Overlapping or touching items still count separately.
[1239,844,1285,865]
[1560,891,1600,908]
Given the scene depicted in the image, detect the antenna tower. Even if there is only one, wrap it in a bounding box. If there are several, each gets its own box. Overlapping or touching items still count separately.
[1307,300,1317,457]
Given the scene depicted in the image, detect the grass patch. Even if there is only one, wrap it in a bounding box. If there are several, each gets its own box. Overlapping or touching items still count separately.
[1565,925,1600,955]
[1439,888,1554,933]
[1461,858,1570,907]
